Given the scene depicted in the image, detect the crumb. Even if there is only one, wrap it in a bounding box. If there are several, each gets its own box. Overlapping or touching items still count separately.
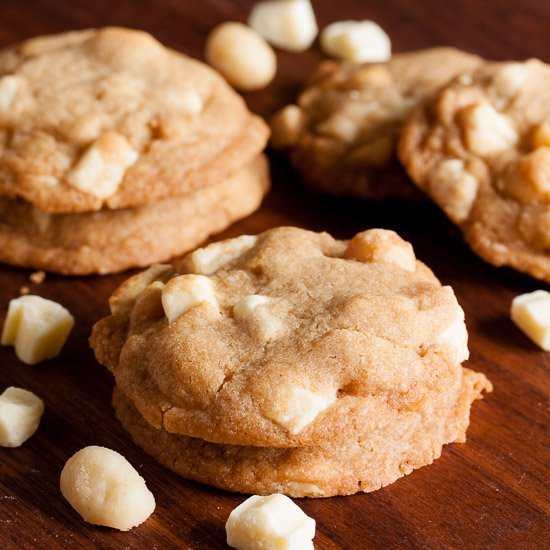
[29,271,46,284]
[19,286,30,295]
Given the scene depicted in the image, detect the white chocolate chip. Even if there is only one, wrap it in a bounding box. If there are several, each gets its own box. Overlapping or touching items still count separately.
[60,446,156,531]
[161,274,218,322]
[249,0,318,52]
[183,235,258,275]
[285,482,324,496]
[233,295,283,341]
[267,386,335,435]
[511,290,550,351]
[270,105,305,149]
[493,63,527,98]
[429,159,479,223]
[226,494,316,550]
[0,75,22,117]
[67,132,138,198]
[205,22,276,91]
[462,102,518,156]
[344,229,416,272]
[233,295,270,319]
[1,295,74,365]
[320,20,391,63]
[161,89,203,115]
[434,310,469,363]
[0,387,44,447]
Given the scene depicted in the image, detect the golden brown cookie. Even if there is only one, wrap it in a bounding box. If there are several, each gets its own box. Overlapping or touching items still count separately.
[0,156,269,275]
[399,60,550,282]
[113,365,491,498]
[270,48,482,199]
[91,227,488,448]
[0,27,268,213]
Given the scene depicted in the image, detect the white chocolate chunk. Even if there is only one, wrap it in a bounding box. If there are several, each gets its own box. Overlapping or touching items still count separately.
[226,494,316,550]
[511,290,550,351]
[429,159,479,223]
[183,235,258,275]
[248,0,318,52]
[493,63,527,98]
[434,310,469,363]
[161,274,218,322]
[0,387,44,447]
[67,132,138,198]
[1,295,74,365]
[344,229,416,272]
[0,75,22,117]
[463,102,518,156]
[267,387,335,435]
[205,22,276,91]
[233,295,270,319]
[320,20,391,63]
[285,482,323,496]
[60,446,156,531]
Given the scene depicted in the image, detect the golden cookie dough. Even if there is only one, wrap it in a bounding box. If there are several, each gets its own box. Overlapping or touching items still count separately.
[399,59,550,282]
[113,365,491,498]
[0,156,269,275]
[271,48,482,199]
[0,27,268,213]
[91,227,488,448]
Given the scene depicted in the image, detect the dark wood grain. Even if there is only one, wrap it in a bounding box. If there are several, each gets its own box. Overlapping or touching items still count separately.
[0,1,549,548]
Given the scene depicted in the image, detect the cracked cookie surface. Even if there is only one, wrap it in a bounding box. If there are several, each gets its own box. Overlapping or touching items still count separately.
[0,27,268,213]
[270,48,482,199]
[0,155,269,275]
[113,366,491,497]
[91,226,489,448]
[399,60,550,282]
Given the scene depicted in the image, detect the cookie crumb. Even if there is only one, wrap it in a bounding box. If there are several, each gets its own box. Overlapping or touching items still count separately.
[29,271,46,284]
[19,286,30,295]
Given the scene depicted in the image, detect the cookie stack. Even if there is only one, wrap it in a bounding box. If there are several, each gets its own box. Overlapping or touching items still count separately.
[0,28,269,275]
[91,227,491,497]
[272,50,550,283]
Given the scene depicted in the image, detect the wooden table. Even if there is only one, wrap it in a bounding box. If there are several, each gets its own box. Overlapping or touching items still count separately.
[1,1,549,548]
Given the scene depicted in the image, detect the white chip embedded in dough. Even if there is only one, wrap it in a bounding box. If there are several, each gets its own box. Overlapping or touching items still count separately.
[161,274,218,322]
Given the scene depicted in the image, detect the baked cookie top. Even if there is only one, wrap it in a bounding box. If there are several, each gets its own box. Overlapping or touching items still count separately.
[92,227,471,448]
[270,48,482,199]
[398,59,550,282]
[0,27,268,213]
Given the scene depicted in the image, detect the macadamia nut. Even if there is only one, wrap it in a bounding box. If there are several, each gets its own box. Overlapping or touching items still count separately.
[205,22,276,91]
[60,446,156,531]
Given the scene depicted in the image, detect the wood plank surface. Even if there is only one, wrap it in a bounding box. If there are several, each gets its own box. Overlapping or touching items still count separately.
[0,1,549,548]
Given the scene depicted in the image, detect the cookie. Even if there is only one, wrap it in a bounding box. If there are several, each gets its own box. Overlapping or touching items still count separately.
[113,364,491,498]
[0,155,269,275]
[91,226,488,448]
[0,27,269,213]
[398,60,550,282]
[270,48,482,199]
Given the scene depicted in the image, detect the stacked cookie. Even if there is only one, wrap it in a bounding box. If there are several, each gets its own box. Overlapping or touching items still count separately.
[91,227,491,497]
[272,50,550,283]
[0,28,269,275]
